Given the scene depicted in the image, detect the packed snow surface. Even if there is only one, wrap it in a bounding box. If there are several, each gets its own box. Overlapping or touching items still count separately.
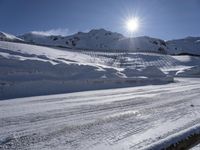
[0,78,200,149]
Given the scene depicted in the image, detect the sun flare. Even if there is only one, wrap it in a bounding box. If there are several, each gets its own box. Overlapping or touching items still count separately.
[126,18,139,32]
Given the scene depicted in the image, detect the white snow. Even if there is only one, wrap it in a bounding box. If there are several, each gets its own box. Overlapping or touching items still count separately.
[0,41,107,66]
[1,40,200,99]
[0,78,200,149]
[0,30,200,149]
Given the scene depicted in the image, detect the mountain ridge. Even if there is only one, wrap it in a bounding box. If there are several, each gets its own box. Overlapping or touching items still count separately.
[1,29,200,55]
[18,29,169,53]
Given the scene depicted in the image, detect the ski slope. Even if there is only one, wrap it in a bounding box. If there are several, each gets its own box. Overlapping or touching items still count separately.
[1,40,200,99]
[0,78,200,150]
[1,40,198,72]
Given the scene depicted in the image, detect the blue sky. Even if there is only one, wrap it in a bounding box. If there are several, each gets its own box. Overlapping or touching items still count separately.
[0,0,200,39]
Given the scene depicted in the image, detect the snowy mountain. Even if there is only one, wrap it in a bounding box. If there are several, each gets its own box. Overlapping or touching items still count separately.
[167,36,200,55]
[19,29,123,49]
[19,29,169,53]
[0,31,23,42]
[18,32,68,47]
[1,29,200,56]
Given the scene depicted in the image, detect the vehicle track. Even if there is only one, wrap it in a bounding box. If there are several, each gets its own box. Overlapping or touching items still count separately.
[0,78,200,150]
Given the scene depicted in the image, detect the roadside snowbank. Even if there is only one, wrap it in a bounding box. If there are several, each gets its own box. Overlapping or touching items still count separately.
[0,76,173,100]
[0,54,173,100]
[144,124,200,150]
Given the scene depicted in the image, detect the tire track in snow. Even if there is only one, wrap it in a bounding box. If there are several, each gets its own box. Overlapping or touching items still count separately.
[0,78,200,149]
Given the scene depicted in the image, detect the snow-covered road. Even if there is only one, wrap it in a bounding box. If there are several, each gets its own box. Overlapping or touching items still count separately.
[0,78,200,150]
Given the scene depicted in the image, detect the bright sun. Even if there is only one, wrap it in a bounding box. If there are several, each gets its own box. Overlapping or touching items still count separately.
[126,18,139,32]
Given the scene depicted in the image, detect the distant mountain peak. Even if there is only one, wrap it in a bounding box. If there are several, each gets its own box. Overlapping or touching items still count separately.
[0,31,23,42]
[18,29,168,53]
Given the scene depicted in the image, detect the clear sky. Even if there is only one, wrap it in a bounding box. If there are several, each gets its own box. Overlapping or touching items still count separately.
[0,0,200,40]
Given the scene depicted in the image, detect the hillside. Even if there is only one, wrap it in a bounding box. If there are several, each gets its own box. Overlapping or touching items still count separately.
[1,40,200,99]
[167,36,200,55]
